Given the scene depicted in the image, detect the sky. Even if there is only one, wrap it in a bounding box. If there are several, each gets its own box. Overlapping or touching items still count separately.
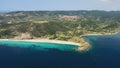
[0,0,120,11]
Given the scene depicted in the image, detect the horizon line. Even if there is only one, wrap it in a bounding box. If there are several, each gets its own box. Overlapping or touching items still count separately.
[1,9,120,12]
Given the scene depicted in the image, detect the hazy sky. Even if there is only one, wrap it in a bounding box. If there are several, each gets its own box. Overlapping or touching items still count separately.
[0,0,120,11]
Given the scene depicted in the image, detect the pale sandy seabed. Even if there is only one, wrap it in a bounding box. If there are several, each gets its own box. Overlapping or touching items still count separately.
[0,38,93,51]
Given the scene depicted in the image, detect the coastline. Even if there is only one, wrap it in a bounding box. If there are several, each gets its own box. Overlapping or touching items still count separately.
[82,36,93,47]
[0,33,105,51]
[81,32,117,37]
[0,33,117,51]
[76,37,92,51]
[0,39,80,46]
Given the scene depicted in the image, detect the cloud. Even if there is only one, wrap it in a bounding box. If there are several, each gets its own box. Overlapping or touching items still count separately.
[99,0,111,2]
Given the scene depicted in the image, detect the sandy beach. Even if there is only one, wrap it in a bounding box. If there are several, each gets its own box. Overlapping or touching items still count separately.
[0,39,80,46]
[81,33,117,37]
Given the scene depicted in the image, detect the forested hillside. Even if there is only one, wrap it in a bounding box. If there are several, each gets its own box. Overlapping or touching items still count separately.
[0,10,120,42]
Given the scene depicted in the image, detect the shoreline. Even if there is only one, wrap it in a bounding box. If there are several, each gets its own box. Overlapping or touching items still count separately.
[81,33,117,37]
[76,37,92,51]
[0,39,80,46]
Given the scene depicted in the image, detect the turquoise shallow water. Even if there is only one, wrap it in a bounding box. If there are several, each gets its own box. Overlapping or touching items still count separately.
[0,40,78,51]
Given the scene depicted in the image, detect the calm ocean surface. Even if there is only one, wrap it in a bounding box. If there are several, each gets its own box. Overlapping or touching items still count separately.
[0,34,120,68]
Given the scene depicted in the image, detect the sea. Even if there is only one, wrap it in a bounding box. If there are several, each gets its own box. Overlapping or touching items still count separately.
[0,34,120,68]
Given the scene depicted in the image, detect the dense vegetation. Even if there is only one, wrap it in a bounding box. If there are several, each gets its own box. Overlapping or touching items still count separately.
[0,10,120,43]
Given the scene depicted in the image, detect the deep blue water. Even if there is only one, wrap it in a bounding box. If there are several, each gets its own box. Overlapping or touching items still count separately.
[0,34,120,68]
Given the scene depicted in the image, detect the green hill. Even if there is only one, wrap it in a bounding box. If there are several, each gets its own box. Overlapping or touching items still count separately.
[0,10,120,42]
